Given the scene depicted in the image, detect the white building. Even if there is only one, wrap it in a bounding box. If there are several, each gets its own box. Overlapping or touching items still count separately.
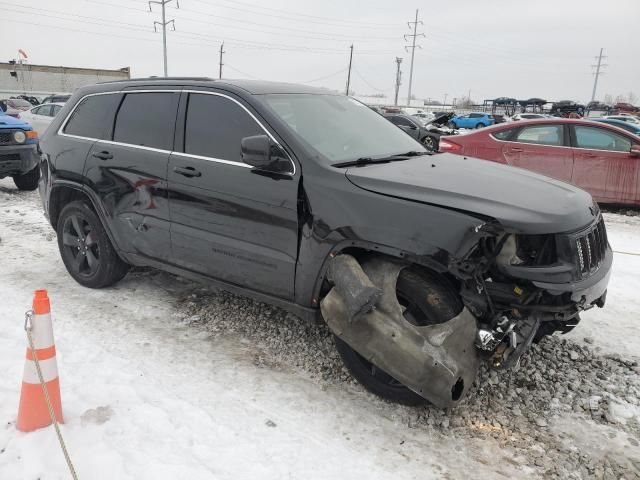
[0,62,130,100]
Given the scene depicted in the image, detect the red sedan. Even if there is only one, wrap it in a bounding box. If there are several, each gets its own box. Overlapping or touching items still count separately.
[439,118,640,206]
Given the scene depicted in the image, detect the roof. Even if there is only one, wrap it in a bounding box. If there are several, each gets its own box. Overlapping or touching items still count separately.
[97,77,334,95]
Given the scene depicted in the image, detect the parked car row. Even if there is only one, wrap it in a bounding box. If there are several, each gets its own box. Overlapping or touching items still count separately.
[439,118,640,205]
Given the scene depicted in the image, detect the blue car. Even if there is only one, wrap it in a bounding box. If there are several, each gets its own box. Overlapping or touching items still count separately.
[592,118,640,136]
[0,112,40,190]
[448,112,495,129]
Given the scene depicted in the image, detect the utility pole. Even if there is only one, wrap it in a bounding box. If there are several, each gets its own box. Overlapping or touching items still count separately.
[149,0,178,77]
[219,42,225,79]
[404,9,424,106]
[394,57,403,106]
[590,48,607,102]
[345,44,354,96]
[443,93,448,110]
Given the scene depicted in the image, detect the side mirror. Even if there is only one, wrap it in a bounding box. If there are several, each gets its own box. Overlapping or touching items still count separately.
[630,145,640,157]
[241,134,292,174]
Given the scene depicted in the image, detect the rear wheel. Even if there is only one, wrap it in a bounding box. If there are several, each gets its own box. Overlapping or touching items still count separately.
[475,122,486,129]
[334,268,462,405]
[56,201,129,288]
[13,165,40,191]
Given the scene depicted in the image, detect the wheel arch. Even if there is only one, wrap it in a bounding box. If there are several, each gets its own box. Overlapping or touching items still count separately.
[310,240,458,307]
[48,182,126,262]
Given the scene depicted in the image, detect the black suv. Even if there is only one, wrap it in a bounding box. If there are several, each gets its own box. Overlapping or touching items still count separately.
[38,78,611,408]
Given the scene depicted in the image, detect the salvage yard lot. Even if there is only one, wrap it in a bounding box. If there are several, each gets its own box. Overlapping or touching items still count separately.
[0,178,639,479]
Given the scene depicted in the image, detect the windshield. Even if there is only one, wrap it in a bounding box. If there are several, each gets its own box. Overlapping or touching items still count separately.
[261,94,424,164]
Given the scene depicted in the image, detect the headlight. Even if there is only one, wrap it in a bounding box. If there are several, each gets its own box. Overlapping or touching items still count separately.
[13,130,26,144]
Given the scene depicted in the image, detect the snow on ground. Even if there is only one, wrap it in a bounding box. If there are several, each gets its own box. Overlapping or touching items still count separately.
[0,178,639,480]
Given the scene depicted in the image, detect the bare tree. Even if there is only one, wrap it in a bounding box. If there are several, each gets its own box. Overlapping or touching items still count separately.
[603,94,614,105]
[628,91,638,105]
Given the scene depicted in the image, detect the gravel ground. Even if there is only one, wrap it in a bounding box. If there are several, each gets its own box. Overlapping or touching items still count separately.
[178,286,640,479]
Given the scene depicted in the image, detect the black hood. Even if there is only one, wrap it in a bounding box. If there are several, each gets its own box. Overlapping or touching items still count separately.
[345,154,595,234]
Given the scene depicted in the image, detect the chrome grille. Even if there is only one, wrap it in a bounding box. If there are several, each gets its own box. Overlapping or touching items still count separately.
[576,218,607,276]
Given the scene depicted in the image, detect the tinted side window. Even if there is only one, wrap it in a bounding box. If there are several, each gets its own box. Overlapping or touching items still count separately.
[393,116,413,127]
[113,92,179,150]
[63,94,121,139]
[515,125,564,146]
[185,93,263,161]
[491,128,515,140]
[574,126,631,152]
[469,113,483,118]
[51,105,62,116]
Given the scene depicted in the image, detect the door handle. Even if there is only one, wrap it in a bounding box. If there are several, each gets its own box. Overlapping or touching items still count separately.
[92,150,113,160]
[509,147,524,152]
[173,166,202,178]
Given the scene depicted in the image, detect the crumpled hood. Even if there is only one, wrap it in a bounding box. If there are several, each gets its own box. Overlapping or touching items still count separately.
[345,154,596,234]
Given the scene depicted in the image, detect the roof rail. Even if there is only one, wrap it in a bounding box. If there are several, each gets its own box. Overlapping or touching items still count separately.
[99,76,216,84]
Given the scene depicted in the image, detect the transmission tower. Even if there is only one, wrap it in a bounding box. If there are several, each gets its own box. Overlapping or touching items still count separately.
[149,0,179,77]
[590,48,608,102]
[404,9,424,106]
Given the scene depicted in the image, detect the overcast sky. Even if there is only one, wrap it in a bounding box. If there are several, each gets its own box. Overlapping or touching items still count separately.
[1,0,638,103]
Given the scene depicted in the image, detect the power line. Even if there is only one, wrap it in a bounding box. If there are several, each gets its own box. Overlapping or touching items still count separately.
[148,0,179,77]
[353,68,390,93]
[404,9,424,105]
[224,63,259,79]
[300,68,347,84]
[0,7,394,55]
[590,48,608,102]
[188,0,401,29]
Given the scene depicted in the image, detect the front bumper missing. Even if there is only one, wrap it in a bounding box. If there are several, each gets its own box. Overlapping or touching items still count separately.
[533,247,612,305]
[321,258,479,408]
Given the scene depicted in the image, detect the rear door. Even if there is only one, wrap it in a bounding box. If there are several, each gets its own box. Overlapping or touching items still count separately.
[84,90,180,261]
[570,124,638,204]
[501,123,574,182]
[167,90,300,300]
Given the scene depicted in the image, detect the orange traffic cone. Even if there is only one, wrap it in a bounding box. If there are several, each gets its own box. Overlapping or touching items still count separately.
[17,290,63,432]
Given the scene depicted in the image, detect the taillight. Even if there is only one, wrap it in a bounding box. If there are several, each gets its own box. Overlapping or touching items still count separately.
[439,140,462,153]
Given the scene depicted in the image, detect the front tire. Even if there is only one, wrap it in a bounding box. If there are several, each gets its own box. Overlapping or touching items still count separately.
[56,201,129,288]
[334,267,462,406]
[421,135,438,152]
[13,165,40,191]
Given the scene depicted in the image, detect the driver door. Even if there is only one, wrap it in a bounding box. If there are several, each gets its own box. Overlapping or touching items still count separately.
[167,91,300,300]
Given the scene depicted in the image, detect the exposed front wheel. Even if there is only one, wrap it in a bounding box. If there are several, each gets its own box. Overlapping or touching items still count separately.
[334,268,462,405]
[12,165,40,191]
[56,201,129,288]
[421,135,438,152]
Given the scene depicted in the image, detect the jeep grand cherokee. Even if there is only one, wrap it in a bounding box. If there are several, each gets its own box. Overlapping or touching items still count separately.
[38,78,611,407]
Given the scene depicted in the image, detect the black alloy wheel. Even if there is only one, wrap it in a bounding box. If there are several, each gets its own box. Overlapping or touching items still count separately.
[56,201,129,288]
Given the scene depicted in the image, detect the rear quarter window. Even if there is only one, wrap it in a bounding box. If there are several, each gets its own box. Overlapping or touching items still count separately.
[491,128,515,140]
[63,94,121,140]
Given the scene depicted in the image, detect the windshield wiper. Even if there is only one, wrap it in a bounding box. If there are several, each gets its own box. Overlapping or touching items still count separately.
[333,150,429,168]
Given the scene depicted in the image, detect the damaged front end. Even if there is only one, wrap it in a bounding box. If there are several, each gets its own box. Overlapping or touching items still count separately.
[320,214,611,407]
[454,215,611,369]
